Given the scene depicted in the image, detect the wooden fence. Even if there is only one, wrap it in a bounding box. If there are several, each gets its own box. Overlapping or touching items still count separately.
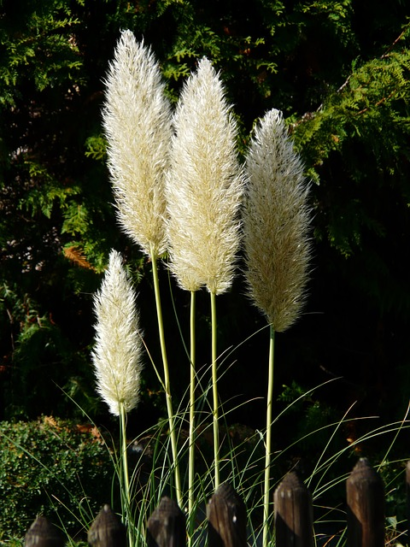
[24,458,410,547]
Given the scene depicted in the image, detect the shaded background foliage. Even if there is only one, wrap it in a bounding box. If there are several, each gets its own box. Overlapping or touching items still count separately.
[1,0,410,449]
[0,417,112,539]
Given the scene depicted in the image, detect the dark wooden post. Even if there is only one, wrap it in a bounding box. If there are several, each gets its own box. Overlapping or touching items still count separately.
[346,458,385,547]
[146,497,186,547]
[207,482,247,547]
[87,505,126,547]
[24,516,65,547]
[274,471,314,547]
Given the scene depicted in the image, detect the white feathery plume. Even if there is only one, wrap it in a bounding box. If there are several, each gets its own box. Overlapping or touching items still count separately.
[92,249,143,416]
[243,108,311,332]
[166,57,245,294]
[244,108,312,547]
[103,30,172,259]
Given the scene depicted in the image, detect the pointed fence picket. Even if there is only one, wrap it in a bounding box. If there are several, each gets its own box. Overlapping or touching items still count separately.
[24,458,409,547]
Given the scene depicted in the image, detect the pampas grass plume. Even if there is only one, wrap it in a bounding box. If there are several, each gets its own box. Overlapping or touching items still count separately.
[244,109,311,332]
[103,30,172,259]
[166,58,244,294]
[92,249,143,416]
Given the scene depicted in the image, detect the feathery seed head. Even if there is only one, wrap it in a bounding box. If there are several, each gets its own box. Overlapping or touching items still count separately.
[243,109,312,332]
[92,249,143,416]
[103,30,172,259]
[166,58,245,294]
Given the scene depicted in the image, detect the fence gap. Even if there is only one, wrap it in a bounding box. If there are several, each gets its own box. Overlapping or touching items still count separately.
[274,470,314,547]
[346,458,385,547]
[207,482,247,547]
[87,504,126,547]
[146,496,186,547]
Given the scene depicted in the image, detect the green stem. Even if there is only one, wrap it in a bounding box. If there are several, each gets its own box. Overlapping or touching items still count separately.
[150,249,182,509]
[188,290,196,546]
[119,403,133,547]
[263,326,275,547]
[211,291,220,489]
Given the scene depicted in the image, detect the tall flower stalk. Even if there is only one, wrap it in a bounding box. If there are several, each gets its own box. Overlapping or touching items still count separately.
[166,58,244,492]
[92,249,143,545]
[103,30,182,507]
[243,109,312,547]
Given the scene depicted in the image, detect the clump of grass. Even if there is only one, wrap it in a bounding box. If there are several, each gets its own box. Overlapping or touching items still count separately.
[4,29,408,547]
[2,383,409,545]
[92,31,408,547]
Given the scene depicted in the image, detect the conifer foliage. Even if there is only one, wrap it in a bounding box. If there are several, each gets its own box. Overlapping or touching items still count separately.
[1,0,410,426]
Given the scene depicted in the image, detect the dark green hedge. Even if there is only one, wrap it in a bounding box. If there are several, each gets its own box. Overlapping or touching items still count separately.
[0,417,113,541]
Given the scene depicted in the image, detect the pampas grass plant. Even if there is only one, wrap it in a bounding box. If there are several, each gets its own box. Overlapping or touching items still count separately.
[243,108,312,547]
[102,30,182,507]
[166,58,245,495]
[99,32,312,547]
[92,249,143,544]
[4,31,409,547]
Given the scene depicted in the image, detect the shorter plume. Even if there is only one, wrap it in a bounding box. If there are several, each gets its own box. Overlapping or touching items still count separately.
[92,250,143,416]
[243,109,312,332]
